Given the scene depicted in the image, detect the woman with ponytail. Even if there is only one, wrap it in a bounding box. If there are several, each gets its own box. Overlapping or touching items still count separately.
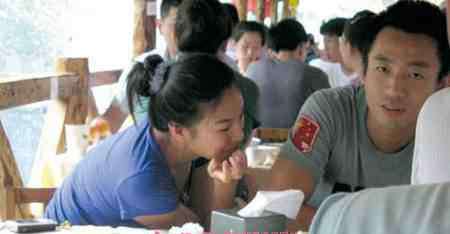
[45,54,247,229]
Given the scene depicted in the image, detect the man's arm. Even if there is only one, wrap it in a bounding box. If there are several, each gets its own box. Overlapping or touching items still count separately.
[268,157,317,231]
[134,204,199,229]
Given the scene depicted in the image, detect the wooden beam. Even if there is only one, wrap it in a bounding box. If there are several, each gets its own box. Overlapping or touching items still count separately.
[89,70,122,87]
[0,121,30,219]
[0,73,79,111]
[55,58,92,125]
[236,0,248,21]
[0,69,121,111]
[133,0,157,58]
[256,128,289,142]
[256,0,265,22]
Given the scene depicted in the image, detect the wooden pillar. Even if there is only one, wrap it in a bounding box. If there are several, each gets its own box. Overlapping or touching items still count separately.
[271,0,278,24]
[133,0,157,58]
[55,58,90,126]
[29,58,90,189]
[282,0,289,19]
[256,0,265,22]
[237,0,248,21]
[0,122,30,219]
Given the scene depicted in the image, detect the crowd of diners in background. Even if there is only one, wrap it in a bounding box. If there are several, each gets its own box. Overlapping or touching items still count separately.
[43,0,450,233]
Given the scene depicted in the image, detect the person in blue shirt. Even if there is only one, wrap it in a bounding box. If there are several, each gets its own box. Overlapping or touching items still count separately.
[45,54,247,229]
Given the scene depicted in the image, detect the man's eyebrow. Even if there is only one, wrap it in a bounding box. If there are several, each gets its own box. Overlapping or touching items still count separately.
[408,61,431,69]
[215,118,232,124]
[373,54,392,63]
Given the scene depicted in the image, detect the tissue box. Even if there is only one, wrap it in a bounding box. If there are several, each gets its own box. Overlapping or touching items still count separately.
[211,209,286,233]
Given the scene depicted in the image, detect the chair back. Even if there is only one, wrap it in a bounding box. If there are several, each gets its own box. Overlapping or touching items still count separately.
[255,128,289,142]
[5,187,56,219]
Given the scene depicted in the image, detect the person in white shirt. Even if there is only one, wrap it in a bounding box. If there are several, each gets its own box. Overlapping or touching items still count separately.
[95,0,181,132]
[310,17,358,87]
[339,10,376,86]
[411,88,450,185]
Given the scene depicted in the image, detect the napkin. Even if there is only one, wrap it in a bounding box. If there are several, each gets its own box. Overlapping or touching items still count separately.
[238,190,304,219]
[168,223,203,234]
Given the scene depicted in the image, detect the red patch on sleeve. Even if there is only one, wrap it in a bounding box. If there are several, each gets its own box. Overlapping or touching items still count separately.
[292,116,320,153]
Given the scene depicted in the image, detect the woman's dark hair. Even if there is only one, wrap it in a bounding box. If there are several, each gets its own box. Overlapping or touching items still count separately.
[343,10,376,54]
[126,54,237,131]
[175,0,230,54]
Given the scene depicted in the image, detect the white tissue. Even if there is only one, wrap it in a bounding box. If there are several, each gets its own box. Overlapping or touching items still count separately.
[237,190,304,220]
[168,223,203,234]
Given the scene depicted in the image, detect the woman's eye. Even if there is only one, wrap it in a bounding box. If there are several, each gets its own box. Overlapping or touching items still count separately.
[219,127,230,132]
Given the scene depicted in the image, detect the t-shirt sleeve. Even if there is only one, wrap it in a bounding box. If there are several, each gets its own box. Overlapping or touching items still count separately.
[280,90,336,186]
[116,170,178,220]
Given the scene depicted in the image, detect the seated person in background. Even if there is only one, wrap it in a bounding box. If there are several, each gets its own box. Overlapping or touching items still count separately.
[310,17,359,87]
[267,1,450,231]
[339,10,376,86]
[231,21,267,75]
[304,33,320,64]
[218,3,240,72]
[221,3,240,65]
[411,87,450,185]
[247,18,330,128]
[95,0,181,132]
[45,54,247,229]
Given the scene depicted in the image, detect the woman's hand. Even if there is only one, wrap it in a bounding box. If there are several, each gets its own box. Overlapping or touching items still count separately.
[207,150,247,183]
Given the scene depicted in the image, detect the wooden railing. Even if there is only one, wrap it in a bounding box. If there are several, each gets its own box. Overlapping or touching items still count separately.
[0,57,122,219]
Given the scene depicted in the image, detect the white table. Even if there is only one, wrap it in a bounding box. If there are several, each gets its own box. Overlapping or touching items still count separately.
[0,224,164,234]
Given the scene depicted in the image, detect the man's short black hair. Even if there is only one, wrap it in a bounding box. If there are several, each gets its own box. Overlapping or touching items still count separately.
[343,10,376,54]
[161,0,182,19]
[320,17,348,37]
[231,21,267,46]
[267,18,307,52]
[175,0,230,54]
[362,1,450,80]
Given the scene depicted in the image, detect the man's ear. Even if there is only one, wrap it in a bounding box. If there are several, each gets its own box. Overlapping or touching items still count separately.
[298,43,307,62]
[156,19,162,33]
[437,75,450,90]
[168,121,187,141]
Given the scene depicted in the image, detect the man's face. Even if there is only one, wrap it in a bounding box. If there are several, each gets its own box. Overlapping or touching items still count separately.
[323,34,342,63]
[364,27,440,132]
[235,32,264,63]
[159,7,177,55]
